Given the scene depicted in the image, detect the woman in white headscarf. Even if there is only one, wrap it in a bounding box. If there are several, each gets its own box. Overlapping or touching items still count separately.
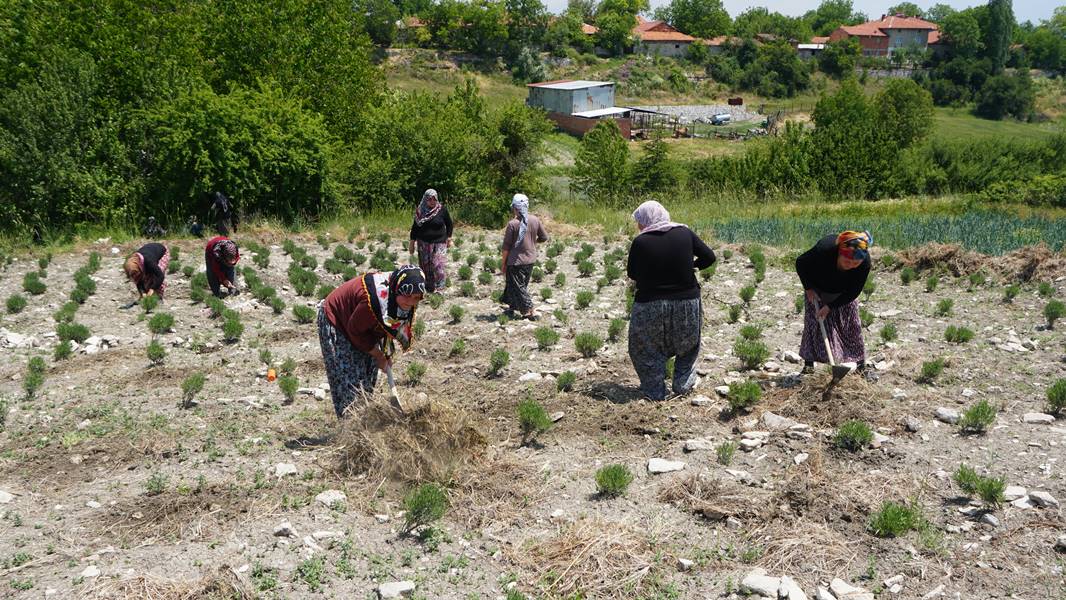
[626,200,715,401]
[500,193,548,319]
[408,189,453,293]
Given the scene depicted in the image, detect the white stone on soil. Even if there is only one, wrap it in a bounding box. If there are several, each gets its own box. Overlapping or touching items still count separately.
[80,565,101,578]
[1003,486,1026,501]
[683,438,714,452]
[740,569,779,597]
[1055,535,1066,552]
[647,458,685,474]
[793,453,809,465]
[275,463,298,477]
[518,372,542,382]
[760,411,798,430]
[549,411,565,422]
[935,407,959,424]
[378,580,416,598]
[830,578,874,600]
[1029,490,1059,508]
[782,350,802,363]
[676,558,693,572]
[714,385,730,397]
[816,588,835,600]
[921,584,945,599]
[779,575,808,600]
[1023,412,1055,424]
[980,513,999,527]
[739,438,763,451]
[315,489,347,507]
[0,490,13,504]
[690,395,713,407]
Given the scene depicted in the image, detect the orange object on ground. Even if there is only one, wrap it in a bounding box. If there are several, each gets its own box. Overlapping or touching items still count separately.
[266,368,277,382]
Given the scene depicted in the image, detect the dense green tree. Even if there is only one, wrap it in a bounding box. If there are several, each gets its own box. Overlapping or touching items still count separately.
[359,0,401,47]
[975,71,1035,120]
[460,0,509,56]
[732,7,813,41]
[739,41,811,98]
[573,120,630,205]
[596,0,648,16]
[875,79,934,149]
[505,0,549,53]
[887,3,923,17]
[811,79,896,198]
[567,0,597,21]
[985,0,1015,72]
[818,38,861,78]
[631,136,679,194]
[805,0,865,36]
[546,12,595,55]
[595,11,635,56]
[942,10,984,58]
[1024,27,1066,71]
[925,4,958,23]
[653,0,731,38]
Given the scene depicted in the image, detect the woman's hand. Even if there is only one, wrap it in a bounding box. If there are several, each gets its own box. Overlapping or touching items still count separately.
[805,289,818,304]
[408,241,415,255]
[816,305,830,320]
[145,289,155,297]
[446,238,452,248]
[370,348,390,372]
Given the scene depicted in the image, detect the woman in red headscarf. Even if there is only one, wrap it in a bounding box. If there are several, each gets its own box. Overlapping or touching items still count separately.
[795,231,872,375]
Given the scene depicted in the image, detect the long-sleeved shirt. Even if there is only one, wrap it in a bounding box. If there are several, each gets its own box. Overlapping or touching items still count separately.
[410,207,453,244]
[627,227,715,302]
[205,236,240,285]
[795,235,871,308]
[136,243,168,295]
[323,276,386,354]
[501,215,549,266]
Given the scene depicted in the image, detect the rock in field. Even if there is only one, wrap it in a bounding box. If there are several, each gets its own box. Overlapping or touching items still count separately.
[761,411,798,430]
[1055,535,1066,552]
[80,565,101,578]
[315,489,347,507]
[934,407,959,424]
[830,578,874,600]
[740,568,779,597]
[683,438,714,452]
[273,521,297,537]
[900,416,921,432]
[676,558,693,572]
[690,395,713,407]
[647,458,685,474]
[378,580,416,598]
[779,575,808,600]
[1003,486,1026,501]
[1023,412,1055,424]
[1029,490,1059,508]
[275,463,298,478]
[0,490,14,504]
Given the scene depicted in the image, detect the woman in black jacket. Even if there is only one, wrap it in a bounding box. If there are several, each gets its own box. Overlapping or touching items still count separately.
[123,242,170,300]
[795,231,872,374]
[626,201,715,401]
[408,189,453,293]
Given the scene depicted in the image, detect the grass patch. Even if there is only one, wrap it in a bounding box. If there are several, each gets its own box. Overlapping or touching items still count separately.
[833,420,873,452]
[574,332,602,358]
[517,398,552,443]
[958,399,996,434]
[868,501,923,538]
[595,464,634,498]
[727,380,761,413]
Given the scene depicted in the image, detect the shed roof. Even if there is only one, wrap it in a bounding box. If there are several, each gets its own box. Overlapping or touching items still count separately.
[572,107,631,118]
[527,80,614,90]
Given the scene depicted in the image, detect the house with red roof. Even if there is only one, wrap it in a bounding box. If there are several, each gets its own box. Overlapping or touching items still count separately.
[632,15,697,57]
[829,14,939,57]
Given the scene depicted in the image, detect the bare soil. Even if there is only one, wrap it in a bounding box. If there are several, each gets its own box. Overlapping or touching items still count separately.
[0,230,1063,599]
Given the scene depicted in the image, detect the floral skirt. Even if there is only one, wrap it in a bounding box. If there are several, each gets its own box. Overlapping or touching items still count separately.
[628,298,702,400]
[317,305,378,417]
[416,241,448,293]
[799,298,865,364]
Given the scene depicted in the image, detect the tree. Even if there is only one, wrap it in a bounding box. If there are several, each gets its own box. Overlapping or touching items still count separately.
[631,136,679,194]
[654,0,731,38]
[1025,27,1066,72]
[567,0,597,21]
[739,40,811,98]
[596,0,648,16]
[985,0,1015,73]
[510,47,546,83]
[975,71,1035,120]
[887,2,923,17]
[505,0,549,53]
[811,78,896,198]
[818,37,861,78]
[733,7,813,41]
[942,10,984,58]
[595,11,635,56]
[926,3,958,23]
[573,120,630,205]
[359,0,401,47]
[875,79,934,149]
[805,0,865,36]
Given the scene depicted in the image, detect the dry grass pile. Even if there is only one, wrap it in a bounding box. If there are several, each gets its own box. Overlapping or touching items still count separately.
[658,473,767,522]
[763,373,891,428]
[750,519,860,583]
[511,518,660,599]
[97,485,257,544]
[336,398,486,484]
[451,456,546,529]
[995,243,1066,282]
[88,566,252,599]
[897,242,1066,281]
[896,243,985,277]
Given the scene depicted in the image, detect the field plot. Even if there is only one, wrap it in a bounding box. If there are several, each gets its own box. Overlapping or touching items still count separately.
[0,229,1064,599]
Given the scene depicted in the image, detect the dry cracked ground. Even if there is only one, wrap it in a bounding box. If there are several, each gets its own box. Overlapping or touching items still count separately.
[0,224,1064,600]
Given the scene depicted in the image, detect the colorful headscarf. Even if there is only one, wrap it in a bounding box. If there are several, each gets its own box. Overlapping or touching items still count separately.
[836,230,873,262]
[415,189,442,226]
[363,265,426,355]
[212,238,240,264]
[632,200,685,235]
[511,193,529,249]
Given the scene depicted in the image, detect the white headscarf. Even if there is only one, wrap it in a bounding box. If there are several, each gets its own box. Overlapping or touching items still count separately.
[632,200,685,235]
[511,193,529,248]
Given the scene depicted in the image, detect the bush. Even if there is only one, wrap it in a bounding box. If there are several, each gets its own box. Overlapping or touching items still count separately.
[944,325,974,343]
[968,272,986,290]
[861,310,874,329]
[141,294,160,313]
[577,260,595,277]
[544,259,557,274]
[574,332,602,358]
[222,315,244,342]
[738,324,763,340]
[517,398,552,441]
[727,304,742,324]
[458,265,473,281]
[900,267,916,285]
[935,298,953,317]
[316,284,335,300]
[607,318,626,342]
[1045,300,1065,329]
[869,501,923,538]
[292,305,315,324]
[834,420,873,452]
[402,483,448,535]
[406,361,426,384]
[727,380,761,413]
[733,338,769,370]
[459,281,475,297]
[925,275,938,293]
[270,297,286,314]
[57,322,90,343]
[554,273,566,288]
[958,399,996,433]
[531,267,543,283]
[278,374,299,404]
[739,284,756,305]
[1003,284,1020,303]
[53,340,72,361]
[6,294,27,314]
[449,305,465,323]
[575,290,594,309]
[146,339,166,364]
[539,287,553,301]
[1038,281,1055,298]
[556,370,576,392]
[449,339,466,357]
[794,294,804,314]
[595,464,634,498]
[954,464,1005,507]
[863,280,876,298]
[534,326,560,350]
[489,348,509,377]
[880,323,898,342]
[148,312,174,334]
[1047,378,1066,415]
[22,272,46,295]
[716,441,737,465]
[54,301,77,323]
[918,357,946,383]
[181,372,205,409]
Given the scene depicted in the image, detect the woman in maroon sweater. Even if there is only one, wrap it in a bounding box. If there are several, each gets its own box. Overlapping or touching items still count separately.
[318,265,426,417]
[205,236,240,297]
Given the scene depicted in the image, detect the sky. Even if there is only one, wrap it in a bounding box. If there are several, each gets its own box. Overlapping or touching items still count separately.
[541,0,1055,25]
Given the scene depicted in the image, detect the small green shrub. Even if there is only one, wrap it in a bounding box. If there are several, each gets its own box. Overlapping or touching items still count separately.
[869,501,923,537]
[556,370,576,392]
[402,483,448,534]
[716,441,736,465]
[270,297,285,314]
[1045,299,1065,329]
[595,464,634,498]
[700,264,716,281]
[22,272,46,295]
[968,272,986,290]
[425,293,444,310]
[880,323,898,342]
[1047,378,1066,415]
[278,374,299,404]
[794,294,804,314]
[900,267,915,285]
[727,304,742,324]
[539,287,553,301]
[834,420,873,452]
[458,265,473,281]
[489,348,509,376]
[925,275,938,293]
[863,279,876,298]
[739,284,755,305]
[738,324,763,340]
[56,322,90,343]
[958,399,996,434]
[733,338,769,370]
[54,301,77,323]
[918,357,946,383]
[1038,281,1054,298]
[145,471,168,496]
[1003,284,1020,303]
[607,318,626,342]
[6,294,27,314]
[531,267,544,283]
[53,340,72,361]
[953,464,1005,507]
[722,249,733,260]
[449,339,466,357]
[944,325,974,343]
[544,259,557,273]
[459,281,476,297]
[449,304,465,323]
[146,339,166,364]
[575,290,594,309]
[727,380,761,413]
[181,372,205,408]
[292,305,316,324]
[577,260,595,277]
[935,298,953,317]
[547,242,563,258]
[534,326,560,350]
[148,312,174,334]
[465,254,478,267]
[316,284,335,300]
[860,308,875,328]
[574,332,602,358]
[517,398,552,441]
[413,319,426,339]
[141,294,160,313]
[554,273,566,288]
[222,315,244,342]
[406,361,427,384]
[604,264,622,283]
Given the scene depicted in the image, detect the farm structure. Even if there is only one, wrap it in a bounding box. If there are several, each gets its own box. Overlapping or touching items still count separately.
[829,14,939,57]
[526,80,638,138]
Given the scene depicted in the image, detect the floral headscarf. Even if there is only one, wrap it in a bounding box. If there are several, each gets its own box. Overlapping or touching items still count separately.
[836,230,873,262]
[415,189,442,226]
[363,265,426,355]
[632,200,685,235]
[212,238,240,264]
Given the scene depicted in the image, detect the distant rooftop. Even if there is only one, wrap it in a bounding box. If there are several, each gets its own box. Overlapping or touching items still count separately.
[527,80,614,90]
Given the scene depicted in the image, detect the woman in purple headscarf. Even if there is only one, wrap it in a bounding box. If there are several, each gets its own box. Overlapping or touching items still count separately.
[626,201,715,401]
[408,189,453,293]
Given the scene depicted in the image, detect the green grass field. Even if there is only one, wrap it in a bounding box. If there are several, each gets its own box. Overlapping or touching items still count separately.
[932,107,1064,141]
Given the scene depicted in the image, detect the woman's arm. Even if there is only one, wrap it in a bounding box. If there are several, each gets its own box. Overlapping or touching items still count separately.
[692,231,716,270]
[443,208,454,240]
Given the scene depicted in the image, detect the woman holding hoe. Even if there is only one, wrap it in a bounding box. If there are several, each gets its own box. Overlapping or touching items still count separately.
[318,265,426,417]
[795,230,872,376]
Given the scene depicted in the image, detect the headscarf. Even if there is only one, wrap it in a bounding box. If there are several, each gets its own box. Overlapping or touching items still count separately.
[212,238,240,264]
[836,230,873,262]
[363,265,426,355]
[511,193,529,249]
[632,200,685,235]
[415,189,442,226]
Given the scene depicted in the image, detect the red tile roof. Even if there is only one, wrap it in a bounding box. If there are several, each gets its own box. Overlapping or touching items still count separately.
[874,14,938,30]
[632,16,695,42]
[811,36,830,44]
[927,30,941,44]
[582,22,599,34]
[839,23,887,37]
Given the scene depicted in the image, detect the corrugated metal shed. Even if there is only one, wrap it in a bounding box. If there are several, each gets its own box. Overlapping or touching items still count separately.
[526,79,616,116]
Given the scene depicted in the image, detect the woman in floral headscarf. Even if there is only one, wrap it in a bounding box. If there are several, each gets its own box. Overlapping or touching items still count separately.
[408,189,453,293]
[123,242,170,301]
[318,265,427,417]
[795,230,873,376]
[205,236,241,297]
